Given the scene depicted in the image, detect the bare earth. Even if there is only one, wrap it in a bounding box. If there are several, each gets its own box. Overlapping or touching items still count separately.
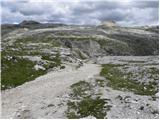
[1,56,159,119]
[1,63,101,119]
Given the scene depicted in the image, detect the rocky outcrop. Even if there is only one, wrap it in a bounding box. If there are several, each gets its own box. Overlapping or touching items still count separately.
[1,21,159,58]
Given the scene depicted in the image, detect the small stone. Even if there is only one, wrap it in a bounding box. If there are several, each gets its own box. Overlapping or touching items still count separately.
[155,92,159,97]
[139,106,144,110]
[47,104,55,107]
[151,110,159,115]
[116,95,123,100]
[152,96,157,101]
[137,111,140,114]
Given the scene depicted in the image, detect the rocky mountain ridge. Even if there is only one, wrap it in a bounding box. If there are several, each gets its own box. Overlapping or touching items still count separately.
[1,20,159,57]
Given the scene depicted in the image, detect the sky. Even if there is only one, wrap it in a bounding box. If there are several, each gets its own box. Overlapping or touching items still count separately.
[1,0,159,26]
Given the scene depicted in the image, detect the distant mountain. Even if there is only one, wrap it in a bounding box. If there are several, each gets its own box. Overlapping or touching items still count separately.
[19,20,41,26]
[1,20,67,35]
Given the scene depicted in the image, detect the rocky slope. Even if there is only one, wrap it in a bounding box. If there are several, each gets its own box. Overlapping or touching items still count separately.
[1,56,158,119]
[1,21,159,119]
[2,21,159,57]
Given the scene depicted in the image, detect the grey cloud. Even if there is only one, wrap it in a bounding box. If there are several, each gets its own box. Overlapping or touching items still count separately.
[1,0,159,26]
[97,9,129,22]
[131,1,159,8]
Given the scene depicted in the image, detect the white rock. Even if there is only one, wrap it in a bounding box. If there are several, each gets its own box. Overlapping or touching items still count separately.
[34,65,45,70]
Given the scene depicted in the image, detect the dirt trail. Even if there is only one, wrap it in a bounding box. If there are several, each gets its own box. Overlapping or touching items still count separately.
[1,63,101,119]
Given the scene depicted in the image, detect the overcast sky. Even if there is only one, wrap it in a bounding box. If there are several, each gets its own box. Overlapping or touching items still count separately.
[1,0,159,26]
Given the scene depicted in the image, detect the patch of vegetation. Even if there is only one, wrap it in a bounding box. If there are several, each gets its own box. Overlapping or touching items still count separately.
[120,60,146,63]
[42,53,61,65]
[149,67,159,75]
[56,32,67,36]
[15,36,60,47]
[70,81,91,98]
[96,79,105,87]
[1,57,46,90]
[1,52,61,90]
[2,36,61,59]
[15,36,35,43]
[60,65,65,69]
[66,97,109,119]
[136,67,159,82]
[28,51,41,56]
[66,81,111,119]
[45,37,60,47]
[1,48,28,56]
[2,36,62,90]
[100,64,158,95]
[43,62,57,70]
[41,54,53,61]
[53,53,61,66]
[53,36,97,41]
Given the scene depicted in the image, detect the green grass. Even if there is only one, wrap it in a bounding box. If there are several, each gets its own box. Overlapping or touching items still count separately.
[15,36,60,47]
[53,53,61,66]
[96,79,105,87]
[1,57,46,90]
[70,81,91,98]
[41,54,54,61]
[149,67,159,75]
[66,97,108,119]
[43,62,57,70]
[1,35,64,90]
[1,53,62,90]
[42,53,61,67]
[100,64,158,95]
[1,48,28,56]
[66,81,111,119]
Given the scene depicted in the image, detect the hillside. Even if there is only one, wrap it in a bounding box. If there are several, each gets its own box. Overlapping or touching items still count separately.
[1,21,159,119]
[2,21,158,57]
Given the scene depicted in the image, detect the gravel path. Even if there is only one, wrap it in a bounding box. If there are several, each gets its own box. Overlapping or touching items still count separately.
[1,63,101,119]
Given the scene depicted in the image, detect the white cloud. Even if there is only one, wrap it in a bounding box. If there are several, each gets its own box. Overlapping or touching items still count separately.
[1,0,159,26]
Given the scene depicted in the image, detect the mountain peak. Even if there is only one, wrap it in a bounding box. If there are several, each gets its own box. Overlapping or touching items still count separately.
[101,20,118,27]
[19,20,40,26]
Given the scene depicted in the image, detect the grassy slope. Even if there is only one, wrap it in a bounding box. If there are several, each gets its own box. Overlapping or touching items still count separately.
[100,64,158,95]
[1,34,63,90]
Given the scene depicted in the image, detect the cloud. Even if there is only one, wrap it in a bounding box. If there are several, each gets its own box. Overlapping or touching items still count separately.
[1,0,159,26]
